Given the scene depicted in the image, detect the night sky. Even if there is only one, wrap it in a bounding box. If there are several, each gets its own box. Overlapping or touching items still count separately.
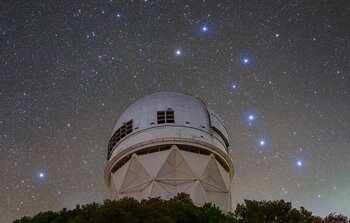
[1,0,349,222]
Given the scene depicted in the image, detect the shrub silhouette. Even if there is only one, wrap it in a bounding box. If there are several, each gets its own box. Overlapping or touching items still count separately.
[14,193,349,223]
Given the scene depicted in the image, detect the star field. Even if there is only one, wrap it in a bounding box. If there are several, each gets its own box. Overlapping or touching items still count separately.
[0,0,349,222]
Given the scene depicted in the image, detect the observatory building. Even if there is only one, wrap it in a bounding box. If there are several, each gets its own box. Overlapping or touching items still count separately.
[104,92,234,211]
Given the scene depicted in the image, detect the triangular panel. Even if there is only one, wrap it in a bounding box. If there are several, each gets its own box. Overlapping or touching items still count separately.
[120,181,153,201]
[180,150,210,177]
[156,180,200,201]
[216,159,229,189]
[120,155,152,191]
[138,149,170,177]
[176,181,198,196]
[201,156,227,191]
[151,182,172,200]
[156,147,196,180]
[201,181,227,192]
[159,181,177,197]
[112,159,130,191]
[183,181,199,202]
[124,181,152,193]
[109,176,118,199]
[141,181,154,198]
[194,182,207,205]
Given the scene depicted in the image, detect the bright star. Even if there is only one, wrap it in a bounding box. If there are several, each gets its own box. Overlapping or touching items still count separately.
[202,26,207,31]
[232,83,237,89]
[249,115,255,121]
[116,13,121,18]
[243,58,249,64]
[38,172,45,178]
[260,140,265,146]
[176,50,181,55]
[296,160,304,167]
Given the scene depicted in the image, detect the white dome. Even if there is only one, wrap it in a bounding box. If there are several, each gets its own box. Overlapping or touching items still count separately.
[105,92,234,211]
[114,92,211,134]
[107,92,229,159]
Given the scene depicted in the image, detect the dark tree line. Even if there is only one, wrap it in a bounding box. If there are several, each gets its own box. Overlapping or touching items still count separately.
[14,193,348,223]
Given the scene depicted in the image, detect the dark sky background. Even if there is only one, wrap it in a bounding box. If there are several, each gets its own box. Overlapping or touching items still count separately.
[0,0,349,222]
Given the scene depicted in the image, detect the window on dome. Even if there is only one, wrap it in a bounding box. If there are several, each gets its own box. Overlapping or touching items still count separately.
[107,120,133,160]
[157,109,174,124]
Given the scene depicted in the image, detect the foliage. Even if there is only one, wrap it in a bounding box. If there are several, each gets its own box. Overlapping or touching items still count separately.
[232,199,315,223]
[14,194,348,223]
[312,213,349,223]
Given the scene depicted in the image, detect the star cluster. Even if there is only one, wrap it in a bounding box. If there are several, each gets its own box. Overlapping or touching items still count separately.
[0,0,349,222]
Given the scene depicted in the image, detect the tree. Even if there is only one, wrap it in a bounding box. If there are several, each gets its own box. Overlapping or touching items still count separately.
[233,199,316,223]
[324,213,349,223]
[14,195,348,223]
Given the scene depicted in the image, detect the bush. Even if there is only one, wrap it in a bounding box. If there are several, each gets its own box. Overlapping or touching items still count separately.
[14,194,348,223]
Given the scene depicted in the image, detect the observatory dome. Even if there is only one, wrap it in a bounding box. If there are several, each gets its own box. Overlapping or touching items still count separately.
[105,92,234,211]
[107,92,230,160]
[114,92,213,135]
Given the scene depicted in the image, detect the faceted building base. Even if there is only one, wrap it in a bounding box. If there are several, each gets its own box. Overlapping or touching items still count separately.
[109,145,231,211]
